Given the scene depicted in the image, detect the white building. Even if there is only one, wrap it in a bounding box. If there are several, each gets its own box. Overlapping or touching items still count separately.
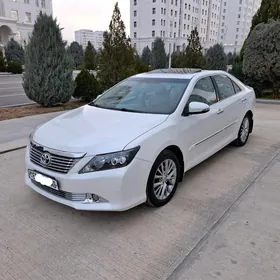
[218,0,261,53]
[74,29,104,50]
[130,0,221,56]
[0,0,52,52]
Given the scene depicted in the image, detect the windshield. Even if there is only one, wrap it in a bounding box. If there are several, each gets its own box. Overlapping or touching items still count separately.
[90,77,190,114]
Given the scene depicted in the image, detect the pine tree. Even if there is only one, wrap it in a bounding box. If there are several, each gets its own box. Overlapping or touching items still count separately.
[251,0,280,32]
[84,41,96,70]
[206,44,227,70]
[141,46,152,66]
[97,2,136,89]
[23,12,74,107]
[68,41,84,68]
[184,28,205,68]
[241,0,280,59]
[151,38,167,69]
[4,38,25,65]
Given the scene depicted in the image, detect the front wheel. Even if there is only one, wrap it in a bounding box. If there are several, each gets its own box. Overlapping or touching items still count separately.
[233,114,251,147]
[146,150,180,207]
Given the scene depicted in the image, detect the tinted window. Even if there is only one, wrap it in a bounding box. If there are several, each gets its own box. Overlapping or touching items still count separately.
[213,75,236,100]
[188,77,218,105]
[232,80,242,93]
[92,78,190,114]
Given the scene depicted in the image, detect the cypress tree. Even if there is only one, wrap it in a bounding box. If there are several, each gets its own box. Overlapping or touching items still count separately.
[97,2,136,89]
[23,12,74,107]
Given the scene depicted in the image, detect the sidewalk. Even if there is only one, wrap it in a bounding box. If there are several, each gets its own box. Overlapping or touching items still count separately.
[0,111,64,152]
[169,152,280,280]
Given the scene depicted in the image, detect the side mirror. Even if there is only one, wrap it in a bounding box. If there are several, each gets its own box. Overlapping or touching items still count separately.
[183,101,210,116]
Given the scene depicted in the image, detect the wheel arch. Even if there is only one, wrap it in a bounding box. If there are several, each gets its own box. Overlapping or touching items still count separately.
[162,145,185,182]
[246,110,253,133]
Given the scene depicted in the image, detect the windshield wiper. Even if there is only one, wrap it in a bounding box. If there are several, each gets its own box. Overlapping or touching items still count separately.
[118,108,147,113]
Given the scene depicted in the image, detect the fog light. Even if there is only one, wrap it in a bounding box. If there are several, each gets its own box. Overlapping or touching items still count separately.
[84,193,100,204]
[84,193,93,204]
[92,194,99,202]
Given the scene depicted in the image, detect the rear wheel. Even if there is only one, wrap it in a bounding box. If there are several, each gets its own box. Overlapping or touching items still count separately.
[233,114,251,147]
[146,150,180,207]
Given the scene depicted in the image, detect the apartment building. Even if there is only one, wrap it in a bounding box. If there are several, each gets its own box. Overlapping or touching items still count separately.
[131,0,261,56]
[218,0,261,53]
[0,0,52,50]
[130,0,221,56]
[75,29,104,50]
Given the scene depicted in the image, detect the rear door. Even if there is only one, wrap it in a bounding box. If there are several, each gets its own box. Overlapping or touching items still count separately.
[212,74,246,143]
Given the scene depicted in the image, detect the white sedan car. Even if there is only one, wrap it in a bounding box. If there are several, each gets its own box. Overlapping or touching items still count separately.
[25,69,256,211]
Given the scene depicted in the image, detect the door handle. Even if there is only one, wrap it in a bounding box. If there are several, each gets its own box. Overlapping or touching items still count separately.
[217,108,224,115]
[241,97,247,102]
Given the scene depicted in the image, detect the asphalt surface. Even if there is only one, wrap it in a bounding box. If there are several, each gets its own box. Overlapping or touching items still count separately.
[0,71,92,107]
[0,104,279,280]
[0,75,33,107]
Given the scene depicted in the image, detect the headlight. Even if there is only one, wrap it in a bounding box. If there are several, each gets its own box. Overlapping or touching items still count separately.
[79,146,140,173]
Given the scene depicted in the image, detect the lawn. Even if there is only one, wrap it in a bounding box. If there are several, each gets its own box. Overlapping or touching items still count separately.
[0,99,86,121]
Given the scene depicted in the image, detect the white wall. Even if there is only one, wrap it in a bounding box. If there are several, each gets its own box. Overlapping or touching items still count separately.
[0,0,52,45]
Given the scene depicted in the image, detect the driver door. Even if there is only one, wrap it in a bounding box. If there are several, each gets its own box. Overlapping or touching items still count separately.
[179,77,226,170]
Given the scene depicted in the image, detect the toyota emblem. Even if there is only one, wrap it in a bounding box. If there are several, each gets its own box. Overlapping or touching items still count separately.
[40,152,52,166]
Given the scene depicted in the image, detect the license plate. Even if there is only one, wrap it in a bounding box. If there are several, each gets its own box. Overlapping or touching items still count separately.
[28,170,59,191]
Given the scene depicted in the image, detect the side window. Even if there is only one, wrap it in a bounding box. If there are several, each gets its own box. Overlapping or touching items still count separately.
[188,77,218,106]
[232,80,242,93]
[213,75,236,100]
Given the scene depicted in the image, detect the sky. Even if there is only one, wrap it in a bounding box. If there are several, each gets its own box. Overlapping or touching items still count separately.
[52,0,130,43]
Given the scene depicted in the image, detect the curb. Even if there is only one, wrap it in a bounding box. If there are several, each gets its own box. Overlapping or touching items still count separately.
[256,99,280,104]
[0,138,27,155]
[0,102,35,109]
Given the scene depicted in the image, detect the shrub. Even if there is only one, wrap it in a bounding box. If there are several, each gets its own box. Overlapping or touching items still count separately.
[73,69,101,102]
[7,61,23,74]
[0,57,6,72]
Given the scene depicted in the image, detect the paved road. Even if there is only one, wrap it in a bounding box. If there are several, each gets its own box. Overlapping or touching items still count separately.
[0,71,94,107]
[0,104,279,280]
[0,75,34,107]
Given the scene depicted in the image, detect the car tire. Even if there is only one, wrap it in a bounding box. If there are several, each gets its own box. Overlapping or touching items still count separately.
[146,150,180,207]
[233,114,251,147]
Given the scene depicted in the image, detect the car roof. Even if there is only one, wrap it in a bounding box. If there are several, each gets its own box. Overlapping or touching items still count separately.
[133,69,228,80]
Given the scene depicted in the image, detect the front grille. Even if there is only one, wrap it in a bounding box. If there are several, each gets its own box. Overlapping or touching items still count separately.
[32,180,87,201]
[29,142,82,174]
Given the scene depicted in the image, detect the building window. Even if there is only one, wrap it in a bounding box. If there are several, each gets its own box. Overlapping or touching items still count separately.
[134,43,136,49]
[11,10,18,20]
[134,32,137,38]
[161,30,163,37]
[153,0,156,2]
[152,8,156,14]
[24,0,30,3]
[163,31,165,36]
[25,12,32,23]
[174,22,177,27]
[41,0,45,8]
[171,9,173,16]
[184,13,186,19]
[134,21,137,27]
[152,19,155,25]
[174,32,176,38]
[175,11,177,16]
[152,30,155,37]
[134,10,137,16]
[36,0,39,6]
[134,0,137,5]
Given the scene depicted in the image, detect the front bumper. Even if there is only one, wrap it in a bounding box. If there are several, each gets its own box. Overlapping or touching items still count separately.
[25,148,151,211]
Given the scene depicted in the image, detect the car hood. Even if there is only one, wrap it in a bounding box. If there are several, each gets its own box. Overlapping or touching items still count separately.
[33,105,168,155]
